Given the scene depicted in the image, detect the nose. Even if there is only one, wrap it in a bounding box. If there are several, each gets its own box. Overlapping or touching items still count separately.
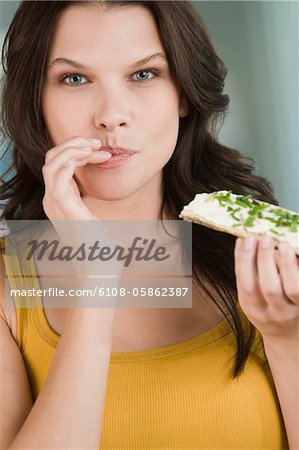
[94,87,130,132]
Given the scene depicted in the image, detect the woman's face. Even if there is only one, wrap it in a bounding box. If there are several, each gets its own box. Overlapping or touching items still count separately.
[42,4,188,203]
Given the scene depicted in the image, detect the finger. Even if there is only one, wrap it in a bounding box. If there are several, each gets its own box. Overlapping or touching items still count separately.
[44,161,87,220]
[277,241,299,305]
[80,150,112,165]
[45,136,102,163]
[256,235,285,307]
[234,236,267,310]
[43,148,111,188]
[42,149,90,191]
[43,163,74,220]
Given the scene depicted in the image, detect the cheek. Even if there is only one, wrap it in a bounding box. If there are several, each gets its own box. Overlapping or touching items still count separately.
[145,95,180,158]
[42,93,86,145]
[150,86,180,127]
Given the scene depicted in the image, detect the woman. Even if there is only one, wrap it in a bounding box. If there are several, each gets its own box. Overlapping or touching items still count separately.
[0,1,297,449]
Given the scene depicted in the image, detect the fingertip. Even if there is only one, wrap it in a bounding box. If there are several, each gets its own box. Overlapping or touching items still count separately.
[278,241,290,256]
[89,138,101,145]
[243,235,256,251]
[235,237,242,251]
[235,237,244,253]
[99,151,112,158]
[259,234,273,250]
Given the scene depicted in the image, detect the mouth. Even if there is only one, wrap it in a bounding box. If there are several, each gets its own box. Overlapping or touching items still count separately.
[100,146,137,156]
[96,147,137,169]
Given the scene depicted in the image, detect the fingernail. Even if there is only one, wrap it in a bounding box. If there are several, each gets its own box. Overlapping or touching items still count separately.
[260,235,272,249]
[99,151,112,157]
[244,235,254,250]
[89,138,101,144]
[279,241,289,255]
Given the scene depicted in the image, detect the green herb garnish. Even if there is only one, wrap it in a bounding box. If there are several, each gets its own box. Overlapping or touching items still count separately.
[269,229,285,236]
[243,216,256,227]
[214,190,233,206]
[210,191,298,234]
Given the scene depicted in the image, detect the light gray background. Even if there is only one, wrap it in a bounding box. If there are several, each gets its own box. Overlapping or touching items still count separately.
[0,1,298,210]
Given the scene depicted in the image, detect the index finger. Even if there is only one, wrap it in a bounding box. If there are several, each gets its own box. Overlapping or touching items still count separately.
[45,136,102,163]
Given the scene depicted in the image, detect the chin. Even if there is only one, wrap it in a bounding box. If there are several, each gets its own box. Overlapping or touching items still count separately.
[83,185,136,202]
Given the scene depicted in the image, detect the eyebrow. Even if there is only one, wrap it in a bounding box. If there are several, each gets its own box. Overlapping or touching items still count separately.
[48,52,167,70]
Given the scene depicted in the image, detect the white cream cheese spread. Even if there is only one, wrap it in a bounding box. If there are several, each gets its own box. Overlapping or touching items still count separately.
[179,190,299,254]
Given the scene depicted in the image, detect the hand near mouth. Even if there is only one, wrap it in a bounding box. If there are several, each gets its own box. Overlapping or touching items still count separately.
[42,136,111,221]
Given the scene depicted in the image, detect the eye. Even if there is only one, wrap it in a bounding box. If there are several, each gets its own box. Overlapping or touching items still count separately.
[131,68,161,82]
[59,73,88,86]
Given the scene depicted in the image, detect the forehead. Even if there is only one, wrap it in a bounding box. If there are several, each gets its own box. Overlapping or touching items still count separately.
[48,4,164,64]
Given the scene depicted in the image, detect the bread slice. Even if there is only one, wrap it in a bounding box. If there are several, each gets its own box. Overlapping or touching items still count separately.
[179,191,299,255]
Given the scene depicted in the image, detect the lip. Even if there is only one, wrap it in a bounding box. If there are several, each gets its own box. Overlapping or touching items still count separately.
[95,146,137,169]
[100,146,136,156]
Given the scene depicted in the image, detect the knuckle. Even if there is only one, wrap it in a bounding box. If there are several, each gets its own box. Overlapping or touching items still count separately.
[284,288,299,301]
[43,186,60,203]
[41,164,47,174]
[45,149,54,161]
[51,190,61,202]
[42,164,50,176]
[240,283,255,296]
[42,196,50,210]
[261,284,282,297]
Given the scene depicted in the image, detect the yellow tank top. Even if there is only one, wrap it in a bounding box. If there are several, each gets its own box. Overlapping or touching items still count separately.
[1,238,288,449]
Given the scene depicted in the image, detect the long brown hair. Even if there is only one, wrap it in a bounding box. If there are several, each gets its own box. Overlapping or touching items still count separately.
[0,0,278,376]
